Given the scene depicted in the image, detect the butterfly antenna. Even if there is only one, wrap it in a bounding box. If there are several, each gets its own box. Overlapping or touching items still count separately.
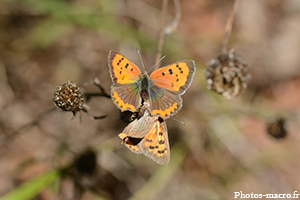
[171,117,186,126]
[148,55,166,73]
[137,48,146,73]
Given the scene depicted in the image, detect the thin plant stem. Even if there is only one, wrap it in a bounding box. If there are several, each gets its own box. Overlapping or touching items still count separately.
[154,0,169,70]
[221,0,240,53]
[164,0,181,35]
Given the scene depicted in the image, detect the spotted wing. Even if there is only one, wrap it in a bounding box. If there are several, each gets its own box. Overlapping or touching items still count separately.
[148,61,195,119]
[138,117,170,165]
[118,110,155,154]
[108,50,142,112]
[148,85,182,119]
[149,61,195,94]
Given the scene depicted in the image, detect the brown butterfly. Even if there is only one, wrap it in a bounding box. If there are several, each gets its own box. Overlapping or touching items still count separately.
[119,109,170,165]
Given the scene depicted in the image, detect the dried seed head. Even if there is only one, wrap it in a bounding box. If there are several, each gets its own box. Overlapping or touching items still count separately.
[205,49,251,99]
[53,81,84,115]
[266,117,287,139]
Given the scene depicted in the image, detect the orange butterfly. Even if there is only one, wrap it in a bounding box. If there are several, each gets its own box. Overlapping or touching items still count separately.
[108,50,195,119]
[119,109,170,165]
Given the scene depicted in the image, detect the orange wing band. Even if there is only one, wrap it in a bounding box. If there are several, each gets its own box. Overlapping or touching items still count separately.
[151,102,179,119]
[112,91,137,112]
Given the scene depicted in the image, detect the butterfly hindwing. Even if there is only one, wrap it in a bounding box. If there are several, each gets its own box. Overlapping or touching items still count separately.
[148,84,182,119]
[119,119,143,154]
[111,84,141,112]
[126,111,157,138]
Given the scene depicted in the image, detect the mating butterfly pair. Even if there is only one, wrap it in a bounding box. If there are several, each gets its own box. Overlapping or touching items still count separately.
[108,50,195,165]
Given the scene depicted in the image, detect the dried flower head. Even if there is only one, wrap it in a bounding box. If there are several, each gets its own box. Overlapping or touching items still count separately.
[266,117,287,139]
[205,49,251,99]
[53,81,84,115]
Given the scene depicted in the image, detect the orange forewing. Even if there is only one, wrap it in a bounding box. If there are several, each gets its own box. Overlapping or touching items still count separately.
[139,118,170,165]
[108,50,141,85]
[149,61,195,94]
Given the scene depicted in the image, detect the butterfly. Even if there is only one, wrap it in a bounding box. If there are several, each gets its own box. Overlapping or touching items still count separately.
[119,108,170,165]
[108,50,195,119]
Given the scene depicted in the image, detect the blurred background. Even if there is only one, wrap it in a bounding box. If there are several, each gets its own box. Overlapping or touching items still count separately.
[1,0,300,199]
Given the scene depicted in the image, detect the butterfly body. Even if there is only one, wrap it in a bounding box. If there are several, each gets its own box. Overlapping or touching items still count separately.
[108,50,195,119]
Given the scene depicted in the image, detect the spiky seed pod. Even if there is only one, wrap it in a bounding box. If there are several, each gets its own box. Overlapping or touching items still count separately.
[53,81,84,115]
[205,49,251,99]
[266,117,287,139]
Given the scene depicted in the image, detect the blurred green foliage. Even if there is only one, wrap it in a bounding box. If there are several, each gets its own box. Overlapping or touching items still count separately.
[1,169,61,200]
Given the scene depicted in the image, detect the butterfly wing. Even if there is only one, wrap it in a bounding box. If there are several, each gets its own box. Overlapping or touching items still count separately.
[139,117,170,165]
[149,61,195,94]
[119,119,143,154]
[148,61,195,118]
[111,84,141,113]
[148,85,183,119]
[124,110,156,138]
[108,50,142,112]
[118,110,155,154]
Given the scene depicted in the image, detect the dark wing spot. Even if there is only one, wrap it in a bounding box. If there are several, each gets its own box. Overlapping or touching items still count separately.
[176,78,179,82]
[171,83,174,87]
[145,139,153,142]
[180,71,183,73]
[117,63,120,65]
[159,132,163,136]
[176,64,179,68]
[121,57,124,60]
[149,146,155,149]
[176,74,178,77]
[155,145,159,149]
[125,63,129,68]
[162,72,165,76]
[159,140,164,144]
[158,150,165,154]
[169,69,173,74]
[131,68,133,71]
[119,71,122,74]
[179,67,182,70]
